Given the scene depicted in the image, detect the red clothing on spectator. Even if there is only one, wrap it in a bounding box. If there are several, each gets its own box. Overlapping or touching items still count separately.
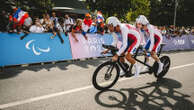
[72,25,82,32]
[18,13,29,26]
[8,15,18,29]
[9,15,13,21]
[83,19,92,27]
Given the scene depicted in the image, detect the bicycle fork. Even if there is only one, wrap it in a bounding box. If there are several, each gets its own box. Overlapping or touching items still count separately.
[104,61,116,80]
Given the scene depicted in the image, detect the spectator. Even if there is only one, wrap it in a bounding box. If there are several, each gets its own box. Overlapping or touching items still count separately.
[23,16,32,28]
[20,15,33,40]
[71,19,88,42]
[82,13,92,32]
[50,17,65,44]
[64,14,74,32]
[41,14,54,32]
[185,27,190,34]
[96,11,105,35]
[97,22,105,35]
[40,13,46,24]
[168,25,175,35]
[179,27,186,35]
[191,27,194,35]
[8,8,30,34]
[7,8,20,33]
[29,18,44,33]
[161,26,167,36]
[89,22,97,33]
[50,12,58,23]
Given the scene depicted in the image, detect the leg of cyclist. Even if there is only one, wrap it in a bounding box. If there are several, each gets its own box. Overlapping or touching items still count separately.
[143,35,163,74]
[125,33,141,76]
[125,49,140,77]
[119,49,130,76]
[151,34,163,74]
[142,40,151,71]
[120,35,140,77]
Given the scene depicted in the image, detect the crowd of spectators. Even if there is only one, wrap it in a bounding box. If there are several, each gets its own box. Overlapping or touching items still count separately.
[157,25,194,38]
[0,8,194,43]
[0,8,105,43]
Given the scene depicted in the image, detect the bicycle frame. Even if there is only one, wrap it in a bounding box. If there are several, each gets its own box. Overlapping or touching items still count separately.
[134,44,165,68]
[112,44,165,75]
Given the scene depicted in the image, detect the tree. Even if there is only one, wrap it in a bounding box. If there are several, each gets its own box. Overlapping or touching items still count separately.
[127,0,150,22]
[1,0,54,14]
[150,0,176,26]
[85,0,150,22]
[176,0,194,26]
[150,0,194,26]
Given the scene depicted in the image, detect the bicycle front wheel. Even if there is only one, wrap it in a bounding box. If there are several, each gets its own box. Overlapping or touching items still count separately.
[92,61,120,91]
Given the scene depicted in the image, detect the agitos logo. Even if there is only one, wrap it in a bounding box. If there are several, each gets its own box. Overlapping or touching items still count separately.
[25,40,50,56]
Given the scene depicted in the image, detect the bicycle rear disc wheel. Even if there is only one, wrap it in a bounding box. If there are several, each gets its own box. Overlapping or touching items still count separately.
[153,56,171,79]
[92,61,120,91]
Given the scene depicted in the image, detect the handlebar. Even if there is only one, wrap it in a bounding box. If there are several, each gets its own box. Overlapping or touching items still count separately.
[102,44,118,56]
[102,44,119,52]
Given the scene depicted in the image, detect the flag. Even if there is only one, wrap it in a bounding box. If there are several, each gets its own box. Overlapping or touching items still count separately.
[96,11,104,23]
[13,8,29,25]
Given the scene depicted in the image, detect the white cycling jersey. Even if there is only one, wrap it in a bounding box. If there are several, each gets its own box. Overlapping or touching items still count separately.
[145,24,163,51]
[117,23,141,55]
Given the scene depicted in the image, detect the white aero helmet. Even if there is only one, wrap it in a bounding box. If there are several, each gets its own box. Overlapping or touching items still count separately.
[135,18,141,24]
[137,15,149,25]
[106,16,121,27]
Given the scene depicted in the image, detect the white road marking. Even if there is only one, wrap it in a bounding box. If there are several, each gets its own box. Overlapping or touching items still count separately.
[0,63,194,109]
[170,63,194,70]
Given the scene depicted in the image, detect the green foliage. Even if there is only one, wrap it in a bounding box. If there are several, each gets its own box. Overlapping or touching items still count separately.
[176,0,194,26]
[126,11,132,22]
[1,0,54,14]
[130,0,150,21]
[150,0,177,25]
[86,0,194,26]
[85,0,150,22]
[150,0,194,26]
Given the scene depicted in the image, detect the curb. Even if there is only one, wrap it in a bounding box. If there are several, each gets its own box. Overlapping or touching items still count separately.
[0,56,111,70]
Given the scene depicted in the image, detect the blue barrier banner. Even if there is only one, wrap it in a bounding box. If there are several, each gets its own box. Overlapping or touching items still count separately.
[162,35,192,51]
[69,33,115,59]
[188,35,194,48]
[0,32,193,67]
[0,33,72,66]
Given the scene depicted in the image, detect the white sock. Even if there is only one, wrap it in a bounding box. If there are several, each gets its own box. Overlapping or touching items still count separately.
[134,63,140,70]
[134,63,138,68]
[145,61,150,65]
[157,60,162,65]
[134,63,140,76]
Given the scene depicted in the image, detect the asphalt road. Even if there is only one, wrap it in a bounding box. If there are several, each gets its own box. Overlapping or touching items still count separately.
[0,51,194,110]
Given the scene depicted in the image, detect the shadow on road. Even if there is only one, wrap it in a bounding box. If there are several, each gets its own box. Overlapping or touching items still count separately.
[95,78,194,110]
[0,58,108,79]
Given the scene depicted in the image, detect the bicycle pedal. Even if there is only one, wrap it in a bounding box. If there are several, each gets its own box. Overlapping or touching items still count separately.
[148,71,152,75]
[125,74,133,78]
[120,74,126,77]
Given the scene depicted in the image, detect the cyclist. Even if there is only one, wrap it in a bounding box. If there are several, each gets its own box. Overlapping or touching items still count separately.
[136,15,163,75]
[135,18,146,45]
[106,17,141,76]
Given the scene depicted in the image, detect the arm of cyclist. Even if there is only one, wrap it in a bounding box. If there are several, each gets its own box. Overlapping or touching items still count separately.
[112,27,128,61]
[101,32,118,54]
[116,27,128,56]
[147,25,155,52]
